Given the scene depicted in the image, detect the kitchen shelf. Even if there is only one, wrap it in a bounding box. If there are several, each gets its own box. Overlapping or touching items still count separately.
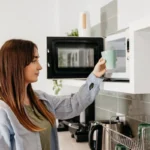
[100,81,131,93]
[62,79,132,93]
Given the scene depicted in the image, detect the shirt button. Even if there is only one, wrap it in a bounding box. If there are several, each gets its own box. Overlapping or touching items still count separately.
[89,83,94,90]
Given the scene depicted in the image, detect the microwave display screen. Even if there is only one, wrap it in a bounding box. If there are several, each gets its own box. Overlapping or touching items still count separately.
[58,48,94,68]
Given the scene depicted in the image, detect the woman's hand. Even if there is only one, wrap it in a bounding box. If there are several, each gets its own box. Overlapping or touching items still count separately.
[92,58,106,78]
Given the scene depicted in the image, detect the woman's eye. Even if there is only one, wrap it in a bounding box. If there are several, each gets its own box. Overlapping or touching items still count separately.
[32,60,37,63]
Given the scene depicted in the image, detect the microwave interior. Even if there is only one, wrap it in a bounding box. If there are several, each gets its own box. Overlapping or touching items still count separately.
[47,37,103,79]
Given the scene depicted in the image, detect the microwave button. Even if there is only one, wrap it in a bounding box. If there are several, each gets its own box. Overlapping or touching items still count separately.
[48,63,50,67]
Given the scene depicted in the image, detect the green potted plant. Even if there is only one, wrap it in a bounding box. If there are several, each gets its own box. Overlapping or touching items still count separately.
[66,28,79,37]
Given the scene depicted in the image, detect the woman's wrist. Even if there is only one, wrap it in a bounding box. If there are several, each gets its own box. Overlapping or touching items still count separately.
[92,71,99,78]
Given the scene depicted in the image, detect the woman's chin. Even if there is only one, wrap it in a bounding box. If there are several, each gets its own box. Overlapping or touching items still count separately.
[28,79,38,84]
[32,79,38,83]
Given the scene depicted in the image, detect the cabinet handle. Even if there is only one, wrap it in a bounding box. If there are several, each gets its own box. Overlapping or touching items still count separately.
[47,49,50,53]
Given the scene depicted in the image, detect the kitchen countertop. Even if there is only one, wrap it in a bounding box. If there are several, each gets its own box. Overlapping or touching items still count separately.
[58,131,90,150]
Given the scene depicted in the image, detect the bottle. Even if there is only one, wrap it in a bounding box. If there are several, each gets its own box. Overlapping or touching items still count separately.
[78,11,91,37]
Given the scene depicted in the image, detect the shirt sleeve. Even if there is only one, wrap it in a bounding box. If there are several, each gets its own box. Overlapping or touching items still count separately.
[38,72,103,119]
[0,124,11,150]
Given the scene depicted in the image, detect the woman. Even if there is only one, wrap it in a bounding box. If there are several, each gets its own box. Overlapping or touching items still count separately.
[0,39,106,150]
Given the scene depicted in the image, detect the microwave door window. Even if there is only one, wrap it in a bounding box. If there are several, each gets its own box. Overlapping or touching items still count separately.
[88,49,94,67]
[80,49,94,67]
[58,48,94,68]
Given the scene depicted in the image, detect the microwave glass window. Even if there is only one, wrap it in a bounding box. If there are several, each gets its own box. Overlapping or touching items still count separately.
[58,48,94,68]
[106,38,126,73]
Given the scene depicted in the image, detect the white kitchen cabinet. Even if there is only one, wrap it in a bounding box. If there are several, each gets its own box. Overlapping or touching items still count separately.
[126,16,150,93]
[63,16,150,94]
[104,16,150,93]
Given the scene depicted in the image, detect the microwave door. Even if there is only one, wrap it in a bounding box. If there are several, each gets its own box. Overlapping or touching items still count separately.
[47,36,103,79]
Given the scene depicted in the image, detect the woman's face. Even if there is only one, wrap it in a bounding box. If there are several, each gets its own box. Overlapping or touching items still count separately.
[24,48,42,85]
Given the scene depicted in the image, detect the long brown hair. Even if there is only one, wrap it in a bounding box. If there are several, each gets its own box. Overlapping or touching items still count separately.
[0,39,55,131]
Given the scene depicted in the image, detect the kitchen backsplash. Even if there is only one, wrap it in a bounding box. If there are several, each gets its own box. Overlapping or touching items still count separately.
[95,91,148,120]
[95,91,150,137]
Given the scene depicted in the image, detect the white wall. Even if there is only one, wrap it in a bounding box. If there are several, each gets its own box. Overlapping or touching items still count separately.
[57,0,113,34]
[57,0,90,36]
[118,0,150,30]
[0,0,57,44]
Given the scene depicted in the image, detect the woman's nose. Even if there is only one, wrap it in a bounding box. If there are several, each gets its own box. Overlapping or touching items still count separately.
[38,62,42,70]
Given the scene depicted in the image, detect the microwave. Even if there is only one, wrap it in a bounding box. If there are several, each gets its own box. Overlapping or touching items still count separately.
[47,37,103,79]
[47,29,129,81]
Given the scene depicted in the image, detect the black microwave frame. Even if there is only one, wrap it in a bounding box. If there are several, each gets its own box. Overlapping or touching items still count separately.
[47,37,104,79]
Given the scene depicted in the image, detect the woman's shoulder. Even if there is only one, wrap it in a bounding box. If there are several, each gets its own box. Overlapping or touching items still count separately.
[0,100,10,110]
[35,90,55,102]
[0,100,13,118]
[35,90,46,99]
[35,90,56,112]
[0,100,12,124]
[0,100,18,135]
